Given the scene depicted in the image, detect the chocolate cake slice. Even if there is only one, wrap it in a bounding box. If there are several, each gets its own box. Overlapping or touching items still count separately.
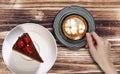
[13,33,43,63]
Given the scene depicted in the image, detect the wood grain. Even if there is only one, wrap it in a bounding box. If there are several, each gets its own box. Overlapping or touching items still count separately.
[0,0,120,74]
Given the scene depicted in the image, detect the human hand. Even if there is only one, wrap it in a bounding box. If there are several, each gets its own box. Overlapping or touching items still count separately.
[86,32,118,74]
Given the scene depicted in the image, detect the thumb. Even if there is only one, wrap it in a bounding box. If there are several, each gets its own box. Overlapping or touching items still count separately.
[86,33,96,53]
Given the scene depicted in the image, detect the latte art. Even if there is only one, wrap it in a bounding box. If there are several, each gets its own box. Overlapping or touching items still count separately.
[62,15,87,40]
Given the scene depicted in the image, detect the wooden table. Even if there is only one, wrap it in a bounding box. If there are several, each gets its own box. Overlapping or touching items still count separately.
[0,0,120,74]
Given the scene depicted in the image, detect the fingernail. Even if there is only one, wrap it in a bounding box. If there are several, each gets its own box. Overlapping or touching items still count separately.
[91,31,95,34]
[86,33,89,36]
[86,33,90,38]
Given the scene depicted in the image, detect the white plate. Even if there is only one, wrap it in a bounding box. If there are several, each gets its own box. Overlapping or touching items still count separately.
[2,23,57,74]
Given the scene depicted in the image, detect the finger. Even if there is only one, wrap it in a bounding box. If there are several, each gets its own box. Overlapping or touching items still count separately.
[84,37,88,48]
[91,32,101,44]
[85,44,89,48]
[86,33,96,51]
[108,42,111,48]
[105,40,111,49]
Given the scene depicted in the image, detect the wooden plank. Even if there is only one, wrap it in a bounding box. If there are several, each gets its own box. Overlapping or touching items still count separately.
[0,9,120,21]
[0,0,120,9]
[1,46,120,73]
[1,28,120,47]
[0,61,12,74]
[1,20,120,47]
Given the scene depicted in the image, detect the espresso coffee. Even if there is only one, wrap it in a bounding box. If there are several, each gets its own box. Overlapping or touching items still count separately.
[62,14,87,40]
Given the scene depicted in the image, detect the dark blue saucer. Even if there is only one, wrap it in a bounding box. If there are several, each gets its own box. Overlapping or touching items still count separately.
[53,6,95,49]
